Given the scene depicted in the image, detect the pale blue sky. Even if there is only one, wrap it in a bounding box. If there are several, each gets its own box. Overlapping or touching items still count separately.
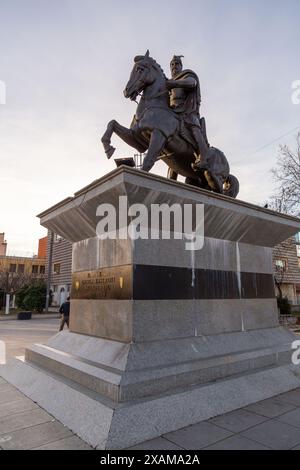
[0,0,299,253]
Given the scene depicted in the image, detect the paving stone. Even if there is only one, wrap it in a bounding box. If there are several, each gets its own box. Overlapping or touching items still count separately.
[0,408,53,435]
[210,409,267,433]
[276,389,300,407]
[244,397,297,418]
[0,398,39,418]
[275,408,300,429]
[241,419,300,450]
[33,435,92,450]
[0,421,73,450]
[0,383,17,393]
[204,434,271,450]
[0,389,25,404]
[163,422,233,450]
[128,437,184,450]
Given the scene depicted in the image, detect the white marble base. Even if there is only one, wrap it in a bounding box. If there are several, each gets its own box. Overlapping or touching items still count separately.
[2,358,300,449]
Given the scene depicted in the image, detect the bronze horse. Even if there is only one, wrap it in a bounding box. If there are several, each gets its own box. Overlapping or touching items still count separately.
[101,51,239,198]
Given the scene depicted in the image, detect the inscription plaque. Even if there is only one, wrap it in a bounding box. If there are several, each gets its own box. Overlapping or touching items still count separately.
[71,265,132,300]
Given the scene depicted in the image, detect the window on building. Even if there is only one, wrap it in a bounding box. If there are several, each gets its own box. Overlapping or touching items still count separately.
[9,264,16,273]
[275,259,287,272]
[32,265,39,274]
[53,285,58,292]
[295,232,300,244]
[17,264,25,274]
[53,263,61,275]
[39,265,45,274]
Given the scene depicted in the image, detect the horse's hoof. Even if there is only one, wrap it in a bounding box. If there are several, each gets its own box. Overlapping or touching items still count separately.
[194,161,208,171]
[192,162,208,173]
[106,146,116,159]
[141,164,151,172]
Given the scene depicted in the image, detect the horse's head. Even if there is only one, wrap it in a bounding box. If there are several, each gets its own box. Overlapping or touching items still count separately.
[124,50,164,101]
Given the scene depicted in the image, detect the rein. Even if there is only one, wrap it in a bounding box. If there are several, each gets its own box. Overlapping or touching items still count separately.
[134,88,169,104]
[143,89,169,100]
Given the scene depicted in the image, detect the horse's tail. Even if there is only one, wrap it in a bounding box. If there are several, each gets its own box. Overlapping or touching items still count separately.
[223,174,240,199]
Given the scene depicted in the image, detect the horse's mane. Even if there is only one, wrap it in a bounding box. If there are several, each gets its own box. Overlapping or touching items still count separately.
[134,55,167,80]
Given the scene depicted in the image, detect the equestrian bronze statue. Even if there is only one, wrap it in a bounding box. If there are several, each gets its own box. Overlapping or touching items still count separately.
[101,51,239,198]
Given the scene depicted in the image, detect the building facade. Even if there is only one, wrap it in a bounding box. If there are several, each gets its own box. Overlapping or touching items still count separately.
[38,236,47,259]
[0,254,46,309]
[273,233,300,306]
[0,234,48,310]
[0,255,46,278]
[0,233,7,256]
[45,232,72,307]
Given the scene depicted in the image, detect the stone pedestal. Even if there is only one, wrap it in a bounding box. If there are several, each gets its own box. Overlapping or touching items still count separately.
[2,166,300,449]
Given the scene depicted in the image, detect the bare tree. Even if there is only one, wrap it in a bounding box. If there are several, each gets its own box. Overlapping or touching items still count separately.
[273,260,287,301]
[0,269,36,297]
[270,133,300,216]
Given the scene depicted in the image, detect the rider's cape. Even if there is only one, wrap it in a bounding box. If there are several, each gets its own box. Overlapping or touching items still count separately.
[172,69,201,117]
[172,69,209,146]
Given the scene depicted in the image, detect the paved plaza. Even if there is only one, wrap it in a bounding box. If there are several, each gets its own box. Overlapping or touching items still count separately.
[0,318,58,359]
[1,318,300,450]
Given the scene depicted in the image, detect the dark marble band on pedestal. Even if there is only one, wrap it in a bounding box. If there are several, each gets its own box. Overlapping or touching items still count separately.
[71,264,275,301]
[134,265,274,300]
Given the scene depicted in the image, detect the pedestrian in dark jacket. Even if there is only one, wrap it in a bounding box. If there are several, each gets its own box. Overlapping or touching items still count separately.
[59,296,70,331]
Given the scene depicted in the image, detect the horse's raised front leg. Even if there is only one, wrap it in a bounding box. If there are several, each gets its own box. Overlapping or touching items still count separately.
[101,120,117,159]
[142,129,166,172]
[101,119,148,159]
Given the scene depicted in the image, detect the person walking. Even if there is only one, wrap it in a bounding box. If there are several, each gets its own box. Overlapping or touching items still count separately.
[59,296,70,331]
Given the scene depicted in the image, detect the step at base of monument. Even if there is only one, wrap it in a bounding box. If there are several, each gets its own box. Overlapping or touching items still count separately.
[2,356,300,449]
[24,327,296,403]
